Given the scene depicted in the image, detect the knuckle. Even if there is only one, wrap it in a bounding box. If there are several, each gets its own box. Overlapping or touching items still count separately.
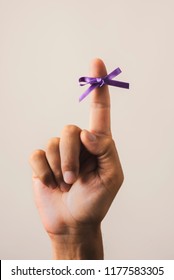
[98,136,114,155]
[62,124,81,135]
[40,172,53,186]
[109,137,115,147]
[113,163,124,190]
[103,135,114,146]
[54,171,63,181]
[29,149,45,163]
[46,137,60,152]
[107,168,124,195]
[117,169,124,187]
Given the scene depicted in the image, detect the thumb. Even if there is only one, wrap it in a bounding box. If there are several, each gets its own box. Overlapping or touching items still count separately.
[80,129,124,192]
[80,129,118,172]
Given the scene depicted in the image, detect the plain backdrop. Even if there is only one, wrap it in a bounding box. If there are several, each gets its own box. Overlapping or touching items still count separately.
[0,0,174,259]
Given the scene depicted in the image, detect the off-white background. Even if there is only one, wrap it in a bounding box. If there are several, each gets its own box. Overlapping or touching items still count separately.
[0,0,174,259]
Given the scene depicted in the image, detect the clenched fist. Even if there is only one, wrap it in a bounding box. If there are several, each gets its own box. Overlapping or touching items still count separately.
[29,59,124,260]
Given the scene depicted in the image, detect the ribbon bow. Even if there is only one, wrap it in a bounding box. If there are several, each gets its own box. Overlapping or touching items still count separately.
[79,67,129,102]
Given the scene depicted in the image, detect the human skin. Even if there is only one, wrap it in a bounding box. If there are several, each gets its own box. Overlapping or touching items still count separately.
[29,58,124,259]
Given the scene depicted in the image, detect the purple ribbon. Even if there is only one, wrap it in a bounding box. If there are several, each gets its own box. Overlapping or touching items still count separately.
[79,67,129,102]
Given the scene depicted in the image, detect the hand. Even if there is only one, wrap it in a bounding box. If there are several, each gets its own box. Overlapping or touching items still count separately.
[29,58,124,259]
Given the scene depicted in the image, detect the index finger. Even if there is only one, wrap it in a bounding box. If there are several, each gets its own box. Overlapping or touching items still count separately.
[89,58,111,136]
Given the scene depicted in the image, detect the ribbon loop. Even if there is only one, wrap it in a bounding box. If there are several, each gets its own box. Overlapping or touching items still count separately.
[79,67,129,102]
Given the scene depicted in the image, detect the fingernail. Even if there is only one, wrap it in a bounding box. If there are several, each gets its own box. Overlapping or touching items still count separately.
[85,130,97,142]
[60,182,71,192]
[63,171,76,184]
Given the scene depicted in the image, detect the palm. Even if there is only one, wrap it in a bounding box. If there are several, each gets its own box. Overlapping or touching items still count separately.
[34,148,112,235]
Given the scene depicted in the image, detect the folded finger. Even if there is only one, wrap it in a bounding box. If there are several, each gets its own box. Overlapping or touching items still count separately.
[45,137,63,185]
[60,125,81,184]
[29,149,57,188]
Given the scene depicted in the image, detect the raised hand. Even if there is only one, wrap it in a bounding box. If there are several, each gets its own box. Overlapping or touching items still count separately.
[29,59,124,259]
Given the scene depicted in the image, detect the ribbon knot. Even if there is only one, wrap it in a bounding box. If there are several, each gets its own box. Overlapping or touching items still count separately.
[79,67,129,102]
[95,78,104,87]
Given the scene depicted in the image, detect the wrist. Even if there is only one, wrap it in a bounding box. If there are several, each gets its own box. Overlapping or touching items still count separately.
[48,224,103,260]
